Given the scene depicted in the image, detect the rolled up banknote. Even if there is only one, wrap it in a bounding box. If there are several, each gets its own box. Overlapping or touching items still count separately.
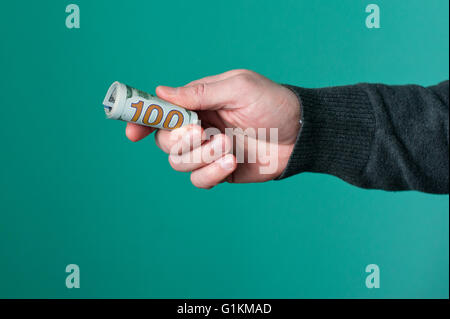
[102,81,198,130]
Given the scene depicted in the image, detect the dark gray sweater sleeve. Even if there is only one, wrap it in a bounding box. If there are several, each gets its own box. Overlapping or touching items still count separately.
[278,81,449,194]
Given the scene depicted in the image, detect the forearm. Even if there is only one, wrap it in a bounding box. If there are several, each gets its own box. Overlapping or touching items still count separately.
[278,81,449,194]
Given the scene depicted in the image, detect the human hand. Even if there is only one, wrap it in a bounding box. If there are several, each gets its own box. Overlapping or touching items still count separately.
[126,69,301,188]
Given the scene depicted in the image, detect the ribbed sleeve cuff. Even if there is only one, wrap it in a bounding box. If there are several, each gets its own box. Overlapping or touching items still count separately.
[278,84,376,185]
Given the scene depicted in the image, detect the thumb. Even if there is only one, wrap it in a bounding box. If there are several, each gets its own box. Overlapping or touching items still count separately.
[156,79,239,111]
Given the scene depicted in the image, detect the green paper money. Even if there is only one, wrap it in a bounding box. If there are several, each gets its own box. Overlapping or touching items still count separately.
[102,81,198,130]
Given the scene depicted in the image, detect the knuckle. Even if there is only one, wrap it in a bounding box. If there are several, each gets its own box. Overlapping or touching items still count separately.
[155,132,175,154]
[235,69,253,75]
[236,72,256,87]
[168,155,179,170]
[190,173,210,189]
[156,140,169,153]
[184,80,199,87]
[193,83,207,97]
[192,166,219,189]
[169,155,193,172]
[191,83,207,109]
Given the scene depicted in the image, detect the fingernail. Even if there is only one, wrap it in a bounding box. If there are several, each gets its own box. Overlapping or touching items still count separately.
[219,155,235,170]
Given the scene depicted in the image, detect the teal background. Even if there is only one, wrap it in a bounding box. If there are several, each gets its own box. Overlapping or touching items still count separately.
[0,0,448,298]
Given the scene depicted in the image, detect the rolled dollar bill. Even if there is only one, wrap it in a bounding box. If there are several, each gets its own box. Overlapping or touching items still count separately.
[102,81,198,130]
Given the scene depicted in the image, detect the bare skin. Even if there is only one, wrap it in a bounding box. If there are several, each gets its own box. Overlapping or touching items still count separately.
[126,69,301,189]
